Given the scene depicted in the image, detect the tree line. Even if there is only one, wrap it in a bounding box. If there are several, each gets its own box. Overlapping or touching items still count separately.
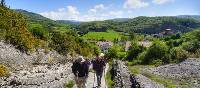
[77,16,200,34]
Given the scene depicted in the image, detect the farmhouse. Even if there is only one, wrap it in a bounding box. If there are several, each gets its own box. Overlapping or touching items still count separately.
[97,41,113,53]
[153,29,174,37]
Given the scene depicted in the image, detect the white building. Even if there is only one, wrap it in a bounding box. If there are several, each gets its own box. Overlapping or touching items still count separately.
[97,41,113,53]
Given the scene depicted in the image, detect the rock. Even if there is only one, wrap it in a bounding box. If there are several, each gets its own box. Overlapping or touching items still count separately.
[146,58,200,87]
[111,60,138,88]
[9,79,22,86]
[0,63,73,88]
[135,74,165,88]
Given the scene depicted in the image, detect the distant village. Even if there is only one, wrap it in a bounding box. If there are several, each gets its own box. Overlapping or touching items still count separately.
[87,29,176,53]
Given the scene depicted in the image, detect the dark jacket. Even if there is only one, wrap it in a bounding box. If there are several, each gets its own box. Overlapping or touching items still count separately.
[92,58,106,73]
[72,61,89,77]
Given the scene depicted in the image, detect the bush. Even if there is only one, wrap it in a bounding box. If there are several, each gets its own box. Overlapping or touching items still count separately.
[93,45,101,56]
[105,45,123,59]
[0,64,9,77]
[182,40,200,53]
[170,47,188,63]
[151,59,163,66]
[0,6,39,52]
[133,51,147,65]
[29,23,49,40]
[140,41,170,65]
[49,31,94,57]
[64,80,74,88]
[127,41,145,61]
[195,49,200,58]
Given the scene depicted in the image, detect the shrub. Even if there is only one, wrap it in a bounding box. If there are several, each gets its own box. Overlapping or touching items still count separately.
[182,40,200,53]
[134,51,147,65]
[127,41,145,61]
[151,59,163,66]
[0,64,9,77]
[141,41,170,65]
[93,45,101,56]
[195,49,200,58]
[29,23,49,40]
[0,6,39,52]
[48,56,54,63]
[170,47,188,63]
[64,80,74,88]
[105,45,123,59]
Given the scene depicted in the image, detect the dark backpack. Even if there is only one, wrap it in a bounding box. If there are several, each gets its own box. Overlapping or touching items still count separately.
[92,59,105,73]
[71,61,79,76]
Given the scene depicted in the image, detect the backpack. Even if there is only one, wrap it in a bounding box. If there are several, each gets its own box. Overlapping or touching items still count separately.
[71,61,79,76]
[92,58,105,73]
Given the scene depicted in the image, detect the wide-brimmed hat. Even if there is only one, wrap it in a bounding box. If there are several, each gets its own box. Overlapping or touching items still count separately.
[77,56,85,62]
[99,53,104,57]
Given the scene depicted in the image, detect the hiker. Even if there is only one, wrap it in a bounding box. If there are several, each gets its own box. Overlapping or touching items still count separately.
[92,53,106,88]
[72,56,89,88]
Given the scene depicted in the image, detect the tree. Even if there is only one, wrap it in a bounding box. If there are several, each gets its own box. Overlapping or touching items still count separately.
[105,45,123,59]
[0,0,6,7]
[170,47,188,63]
[93,46,100,56]
[141,40,170,64]
[127,41,145,61]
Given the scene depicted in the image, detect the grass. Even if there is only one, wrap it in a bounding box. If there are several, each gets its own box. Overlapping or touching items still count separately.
[128,65,155,75]
[142,72,177,88]
[82,30,122,41]
[105,62,114,88]
[64,80,75,88]
[0,64,10,77]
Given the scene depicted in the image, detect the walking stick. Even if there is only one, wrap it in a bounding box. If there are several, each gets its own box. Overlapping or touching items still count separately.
[104,65,107,88]
[93,71,96,88]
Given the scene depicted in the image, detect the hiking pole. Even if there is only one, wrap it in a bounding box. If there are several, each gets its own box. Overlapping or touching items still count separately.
[104,65,107,88]
[93,71,96,88]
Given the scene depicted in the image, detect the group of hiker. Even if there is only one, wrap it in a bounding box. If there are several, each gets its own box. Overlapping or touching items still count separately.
[71,53,106,88]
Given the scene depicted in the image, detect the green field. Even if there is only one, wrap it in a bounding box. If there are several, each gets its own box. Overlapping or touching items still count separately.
[82,30,122,41]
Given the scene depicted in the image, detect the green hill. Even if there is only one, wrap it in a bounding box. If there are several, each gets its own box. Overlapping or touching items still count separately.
[14,9,71,30]
[78,16,200,34]
[14,9,58,27]
[178,15,200,22]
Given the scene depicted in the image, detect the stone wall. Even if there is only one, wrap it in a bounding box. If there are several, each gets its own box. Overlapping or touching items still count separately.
[111,60,140,88]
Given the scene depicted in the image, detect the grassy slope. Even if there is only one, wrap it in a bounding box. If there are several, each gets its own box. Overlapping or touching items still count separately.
[82,30,121,41]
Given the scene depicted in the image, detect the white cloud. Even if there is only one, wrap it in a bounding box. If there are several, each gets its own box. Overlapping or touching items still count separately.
[152,0,173,4]
[124,0,149,9]
[80,10,124,21]
[88,9,97,13]
[40,4,124,21]
[109,11,123,18]
[40,6,80,20]
[94,4,105,9]
[88,4,105,13]
[67,6,80,15]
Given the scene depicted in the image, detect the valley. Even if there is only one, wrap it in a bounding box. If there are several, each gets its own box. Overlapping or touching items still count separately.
[1,0,200,88]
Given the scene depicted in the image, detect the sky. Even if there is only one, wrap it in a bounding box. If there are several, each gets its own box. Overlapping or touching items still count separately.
[6,0,200,21]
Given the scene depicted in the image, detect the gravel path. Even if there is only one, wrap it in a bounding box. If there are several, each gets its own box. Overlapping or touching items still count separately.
[86,63,109,88]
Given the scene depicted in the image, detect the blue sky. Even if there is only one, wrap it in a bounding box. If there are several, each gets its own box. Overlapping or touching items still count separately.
[6,0,200,21]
